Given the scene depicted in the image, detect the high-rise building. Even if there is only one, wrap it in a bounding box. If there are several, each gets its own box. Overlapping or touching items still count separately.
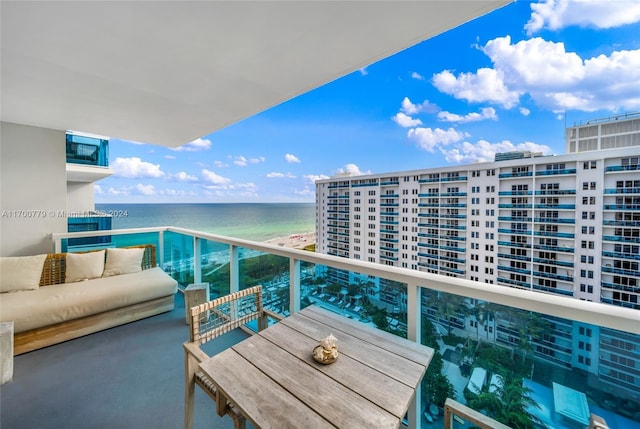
[316,112,640,394]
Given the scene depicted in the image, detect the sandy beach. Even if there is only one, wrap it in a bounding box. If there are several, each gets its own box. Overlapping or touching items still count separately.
[264,232,316,249]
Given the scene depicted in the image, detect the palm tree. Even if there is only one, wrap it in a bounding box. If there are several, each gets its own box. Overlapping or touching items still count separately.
[467,374,545,429]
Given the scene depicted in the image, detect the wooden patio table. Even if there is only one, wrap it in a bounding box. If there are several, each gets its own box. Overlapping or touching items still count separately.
[199,305,434,429]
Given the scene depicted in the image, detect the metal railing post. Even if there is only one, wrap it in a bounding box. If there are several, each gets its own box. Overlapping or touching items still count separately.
[158,230,164,267]
[229,244,239,293]
[290,258,301,314]
[406,281,421,429]
[194,236,202,284]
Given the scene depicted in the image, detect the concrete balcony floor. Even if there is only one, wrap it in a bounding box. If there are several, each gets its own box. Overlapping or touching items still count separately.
[1,292,249,429]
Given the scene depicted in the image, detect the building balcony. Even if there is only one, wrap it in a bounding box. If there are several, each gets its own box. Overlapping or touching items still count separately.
[604,188,640,194]
[535,168,577,176]
[534,190,576,195]
[498,203,533,209]
[533,231,575,238]
[533,244,575,253]
[4,226,638,429]
[532,271,574,283]
[602,266,640,277]
[602,220,640,227]
[498,265,531,275]
[535,204,576,210]
[603,235,640,243]
[498,171,533,178]
[65,132,109,167]
[440,176,467,182]
[602,250,640,261]
[605,165,640,172]
[499,190,533,196]
[439,192,467,197]
[531,257,574,267]
[533,217,575,224]
[498,216,532,222]
[498,228,532,235]
[604,205,640,210]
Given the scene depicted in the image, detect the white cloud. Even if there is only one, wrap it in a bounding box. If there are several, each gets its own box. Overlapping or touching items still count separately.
[173,171,198,182]
[213,160,229,168]
[163,155,176,160]
[407,127,469,152]
[392,112,423,128]
[107,186,132,196]
[411,72,425,80]
[400,97,439,115]
[433,35,640,113]
[304,174,330,183]
[483,37,585,89]
[201,169,231,185]
[172,137,212,152]
[135,183,156,196]
[437,107,497,123]
[266,172,296,179]
[333,164,371,177]
[520,107,531,116]
[234,155,265,166]
[440,140,553,164]
[294,186,315,196]
[111,157,165,178]
[285,153,301,163]
[203,182,258,198]
[525,0,640,35]
[432,68,521,109]
[94,184,104,194]
[359,67,368,76]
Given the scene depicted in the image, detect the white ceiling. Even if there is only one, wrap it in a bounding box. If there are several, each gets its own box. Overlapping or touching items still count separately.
[1,1,510,148]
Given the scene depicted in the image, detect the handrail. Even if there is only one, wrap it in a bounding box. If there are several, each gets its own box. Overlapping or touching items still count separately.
[443,399,510,429]
[51,226,640,335]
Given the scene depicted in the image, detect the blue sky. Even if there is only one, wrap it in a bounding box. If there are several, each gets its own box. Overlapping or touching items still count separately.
[95,0,640,203]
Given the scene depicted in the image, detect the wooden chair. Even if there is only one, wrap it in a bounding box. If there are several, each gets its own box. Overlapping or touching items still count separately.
[183,285,267,429]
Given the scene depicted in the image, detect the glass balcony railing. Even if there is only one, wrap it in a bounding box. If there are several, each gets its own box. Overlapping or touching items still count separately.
[498,171,533,178]
[51,227,640,429]
[602,250,640,260]
[535,168,577,176]
[65,133,109,167]
[604,188,640,194]
[605,164,639,172]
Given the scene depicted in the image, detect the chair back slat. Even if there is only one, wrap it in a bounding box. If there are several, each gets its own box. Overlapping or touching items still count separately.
[189,285,265,344]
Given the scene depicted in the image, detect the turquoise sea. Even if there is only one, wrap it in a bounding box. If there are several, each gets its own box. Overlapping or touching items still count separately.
[95,203,316,242]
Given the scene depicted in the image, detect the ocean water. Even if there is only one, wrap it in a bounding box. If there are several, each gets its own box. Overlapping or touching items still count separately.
[95,203,316,242]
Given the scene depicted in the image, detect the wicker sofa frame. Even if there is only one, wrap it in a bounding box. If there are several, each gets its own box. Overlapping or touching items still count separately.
[13,244,176,355]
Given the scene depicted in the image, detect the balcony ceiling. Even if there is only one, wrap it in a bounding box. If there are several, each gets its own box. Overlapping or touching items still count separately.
[1,1,509,148]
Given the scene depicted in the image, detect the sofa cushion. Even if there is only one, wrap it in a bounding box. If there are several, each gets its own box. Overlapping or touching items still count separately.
[0,254,48,293]
[65,250,105,283]
[1,267,178,333]
[103,247,145,277]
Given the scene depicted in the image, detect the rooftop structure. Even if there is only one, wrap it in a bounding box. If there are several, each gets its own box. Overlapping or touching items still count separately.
[566,111,640,153]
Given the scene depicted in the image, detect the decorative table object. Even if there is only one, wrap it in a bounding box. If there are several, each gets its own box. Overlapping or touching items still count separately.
[313,333,339,364]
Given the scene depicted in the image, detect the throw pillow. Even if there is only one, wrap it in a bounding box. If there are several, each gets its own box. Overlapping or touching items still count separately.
[65,250,106,283]
[0,254,48,293]
[102,247,145,277]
